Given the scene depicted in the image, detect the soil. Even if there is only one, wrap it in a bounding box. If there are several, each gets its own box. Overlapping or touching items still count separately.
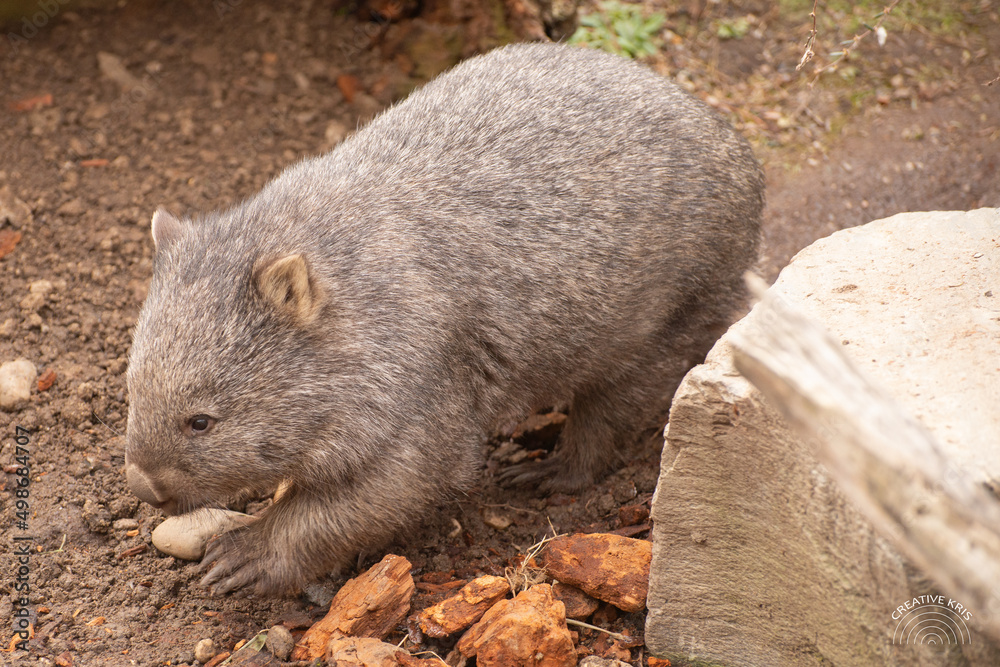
[0,1,997,666]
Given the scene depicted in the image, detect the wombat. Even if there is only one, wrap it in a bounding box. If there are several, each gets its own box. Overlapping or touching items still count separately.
[125,42,764,594]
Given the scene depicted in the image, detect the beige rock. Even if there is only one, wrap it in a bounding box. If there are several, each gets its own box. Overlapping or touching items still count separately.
[0,358,36,410]
[151,508,254,561]
[0,185,33,225]
[541,533,651,613]
[265,625,294,661]
[646,209,1000,666]
[97,51,142,89]
[326,637,447,666]
[193,637,216,664]
[19,279,53,312]
[326,637,404,666]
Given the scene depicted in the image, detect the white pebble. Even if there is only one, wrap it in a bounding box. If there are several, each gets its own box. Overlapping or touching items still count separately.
[194,637,217,664]
[151,508,255,561]
[0,358,36,410]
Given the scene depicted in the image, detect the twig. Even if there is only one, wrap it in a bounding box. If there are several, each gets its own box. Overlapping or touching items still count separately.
[565,618,630,643]
[795,0,819,71]
[802,0,903,79]
[504,524,564,594]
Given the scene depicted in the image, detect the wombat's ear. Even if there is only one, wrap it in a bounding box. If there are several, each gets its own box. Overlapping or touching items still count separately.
[255,254,322,325]
[150,208,187,251]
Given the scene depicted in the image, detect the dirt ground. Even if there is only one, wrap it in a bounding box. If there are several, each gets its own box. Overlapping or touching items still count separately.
[1,1,998,665]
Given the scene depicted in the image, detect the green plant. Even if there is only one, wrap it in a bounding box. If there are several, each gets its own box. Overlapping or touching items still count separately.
[569,1,666,59]
[716,16,751,39]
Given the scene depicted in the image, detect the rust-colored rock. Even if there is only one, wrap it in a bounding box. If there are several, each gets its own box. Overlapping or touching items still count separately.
[616,504,649,528]
[292,555,415,661]
[551,582,599,620]
[417,575,510,637]
[456,584,575,667]
[541,533,651,613]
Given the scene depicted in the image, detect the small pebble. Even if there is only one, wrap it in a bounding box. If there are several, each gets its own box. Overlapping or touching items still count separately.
[579,658,630,667]
[151,508,254,561]
[265,625,294,661]
[194,637,216,664]
[0,358,37,410]
[113,518,139,531]
[20,279,54,311]
[481,507,513,530]
[304,582,334,608]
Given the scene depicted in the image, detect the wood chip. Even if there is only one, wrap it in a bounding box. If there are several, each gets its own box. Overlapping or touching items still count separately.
[0,230,22,260]
[417,575,510,637]
[9,94,53,112]
[337,74,359,103]
[37,369,57,392]
[115,545,147,560]
[291,554,414,660]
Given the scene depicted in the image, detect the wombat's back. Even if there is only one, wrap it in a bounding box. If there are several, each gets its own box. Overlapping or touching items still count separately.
[244,42,763,410]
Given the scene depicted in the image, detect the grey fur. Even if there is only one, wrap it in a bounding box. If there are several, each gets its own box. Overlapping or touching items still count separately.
[125,42,764,594]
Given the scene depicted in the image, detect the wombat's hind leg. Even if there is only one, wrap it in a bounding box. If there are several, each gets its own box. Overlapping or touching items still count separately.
[499,291,744,494]
[498,377,653,494]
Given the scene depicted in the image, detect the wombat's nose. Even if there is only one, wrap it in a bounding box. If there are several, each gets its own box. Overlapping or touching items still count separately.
[126,463,170,508]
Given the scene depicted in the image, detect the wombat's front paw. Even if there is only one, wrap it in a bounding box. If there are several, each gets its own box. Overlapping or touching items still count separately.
[200,527,298,595]
[498,456,592,494]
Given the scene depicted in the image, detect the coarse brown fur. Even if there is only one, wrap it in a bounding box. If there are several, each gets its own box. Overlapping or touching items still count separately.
[124,42,764,594]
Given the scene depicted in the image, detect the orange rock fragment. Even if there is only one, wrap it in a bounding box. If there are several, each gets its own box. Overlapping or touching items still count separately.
[0,230,22,260]
[456,583,575,667]
[541,533,651,613]
[417,575,510,637]
[291,554,414,661]
[337,74,360,103]
[37,369,57,392]
[10,93,53,112]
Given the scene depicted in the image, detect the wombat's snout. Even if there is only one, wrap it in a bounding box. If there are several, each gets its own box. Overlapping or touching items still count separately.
[126,462,176,513]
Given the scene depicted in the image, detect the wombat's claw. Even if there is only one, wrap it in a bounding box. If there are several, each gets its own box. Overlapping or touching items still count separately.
[499,456,587,494]
[200,530,266,595]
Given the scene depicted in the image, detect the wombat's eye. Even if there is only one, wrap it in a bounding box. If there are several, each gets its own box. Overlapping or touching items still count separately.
[185,415,216,436]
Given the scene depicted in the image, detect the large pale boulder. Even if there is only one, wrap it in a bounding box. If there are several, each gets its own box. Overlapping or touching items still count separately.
[646,209,1000,666]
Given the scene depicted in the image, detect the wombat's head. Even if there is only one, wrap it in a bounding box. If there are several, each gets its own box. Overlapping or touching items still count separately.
[125,208,332,515]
